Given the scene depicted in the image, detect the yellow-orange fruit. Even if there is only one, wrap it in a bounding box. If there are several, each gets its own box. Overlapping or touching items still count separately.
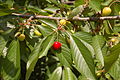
[18,34,25,41]
[34,29,42,36]
[59,19,67,25]
[102,7,112,16]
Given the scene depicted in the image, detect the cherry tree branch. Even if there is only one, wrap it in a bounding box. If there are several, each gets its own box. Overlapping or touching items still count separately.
[12,13,120,21]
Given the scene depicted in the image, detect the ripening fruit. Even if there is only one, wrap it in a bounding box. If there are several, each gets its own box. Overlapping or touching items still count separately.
[59,19,67,25]
[96,72,101,77]
[118,34,120,37]
[110,38,116,42]
[48,15,52,17]
[18,34,25,41]
[52,41,62,50]
[70,30,75,34]
[67,12,70,15]
[34,29,42,36]
[119,11,120,15]
[41,23,47,26]
[105,73,111,79]
[102,7,112,16]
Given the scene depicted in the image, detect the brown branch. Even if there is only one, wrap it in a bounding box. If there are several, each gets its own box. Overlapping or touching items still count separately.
[73,16,120,21]
[12,13,120,21]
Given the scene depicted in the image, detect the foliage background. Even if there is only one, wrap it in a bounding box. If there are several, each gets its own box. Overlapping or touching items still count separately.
[0,0,120,80]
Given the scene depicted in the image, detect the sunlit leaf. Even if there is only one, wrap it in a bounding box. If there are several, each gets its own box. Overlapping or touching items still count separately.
[56,36,72,68]
[62,66,77,80]
[39,19,57,29]
[89,0,101,12]
[104,43,120,72]
[73,32,92,45]
[1,40,20,80]
[26,34,55,80]
[5,0,14,8]
[92,35,105,66]
[25,39,44,80]
[44,7,59,13]
[37,25,53,37]
[70,35,96,80]
[49,67,62,80]
[68,5,84,19]
[74,0,85,7]
[73,32,95,57]
[39,34,55,58]
[0,36,6,56]
[109,55,120,80]
[27,5,49,15]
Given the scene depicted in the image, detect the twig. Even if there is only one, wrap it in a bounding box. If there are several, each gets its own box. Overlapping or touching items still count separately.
[73,16,120,21]
[12,13,120,21]
[61,0,65,3]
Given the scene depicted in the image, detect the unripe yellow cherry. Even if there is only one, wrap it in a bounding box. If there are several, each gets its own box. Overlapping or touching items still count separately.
[48,15,52,17]
[102,7,112,16]
[67,12,70,15]
[96,72,101,77]
[70,30,75,34]
[119,11,120,15]
[110,38,116,42]
[59,19,67,25]
[41,23,47,26]
[118,34,120,37]
[18,34,25,41]
[34,29,42,36]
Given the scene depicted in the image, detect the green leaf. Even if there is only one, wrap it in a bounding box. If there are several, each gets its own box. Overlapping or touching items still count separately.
[101,0,113,6]
[73,32,93,45]
[49,67,62,80]
[25,39,44,80]
[5,0,14,8]
[68,5,84,19]
[20,41,30,63]
[73,32,95,57]
[104,43,120,72]
[92,35,105,66]
[44,7,59,13]
[70,35,96,80]
[49,0,59,4]
[27,5,49,15]
[74,0,85,7]
[113,3,120,15]
[0,10,12,16]
[0,36,6,56]
[1,40,20,80]
[103,21,111,34]
[39,34,55,58]
[37,25,53,37]
[39,19,57,29]
[78,75,88,80]
[26,34,55,80]
[56,36,72,68]
[0,16,15,23]
[89,0,101,12]
[109,55,120,80]
[62,67,77,80]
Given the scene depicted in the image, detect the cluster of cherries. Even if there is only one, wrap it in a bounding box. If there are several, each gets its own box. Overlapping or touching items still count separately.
[17,6,120,50]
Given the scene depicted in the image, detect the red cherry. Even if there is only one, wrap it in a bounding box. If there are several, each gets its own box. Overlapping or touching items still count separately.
[52,41,62,50]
